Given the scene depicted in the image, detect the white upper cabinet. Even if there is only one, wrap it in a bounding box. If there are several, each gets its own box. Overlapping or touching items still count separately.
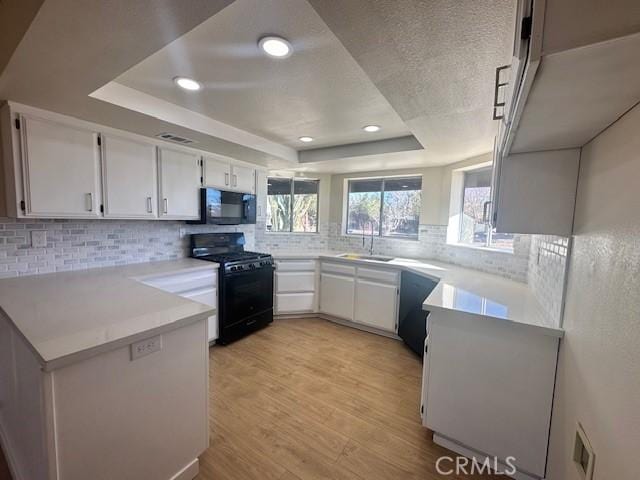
[230,164,255,194]
[101,134,157,219]
[203,155,255,194]
[493,149,580,236]
[203,156,231,189]
[19,115,101,218]
[255,169,268,221]
[157,147,201,220]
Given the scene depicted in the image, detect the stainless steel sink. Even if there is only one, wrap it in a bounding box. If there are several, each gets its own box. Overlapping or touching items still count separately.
[337,253,394,262]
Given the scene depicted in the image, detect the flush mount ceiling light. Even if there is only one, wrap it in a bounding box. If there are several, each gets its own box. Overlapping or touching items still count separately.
[174,77,201,91]
[299,136,314,143]
[258,36,293,58]
[363,125,381,132]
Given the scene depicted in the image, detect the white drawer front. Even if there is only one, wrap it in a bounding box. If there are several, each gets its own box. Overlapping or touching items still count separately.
[357,267,399,284]
[321,262,356,276]
[275,259,316,271]
[276,271,315,293]
[276,292,315,313]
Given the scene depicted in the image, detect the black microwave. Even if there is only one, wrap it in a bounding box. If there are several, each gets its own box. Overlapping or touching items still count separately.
[190,188,257,225]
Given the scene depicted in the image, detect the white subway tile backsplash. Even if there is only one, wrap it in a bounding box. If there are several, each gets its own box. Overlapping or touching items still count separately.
[0,217,254,279]
[0,216,568,327]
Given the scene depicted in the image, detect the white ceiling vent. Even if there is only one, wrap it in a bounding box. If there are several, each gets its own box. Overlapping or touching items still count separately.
[156,132,197,145]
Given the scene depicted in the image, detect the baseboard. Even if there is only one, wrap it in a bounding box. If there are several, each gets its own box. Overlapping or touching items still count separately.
[0,418,23,480]
[274,312,402,340]
[169,458,199,480]
[433,433,542,480]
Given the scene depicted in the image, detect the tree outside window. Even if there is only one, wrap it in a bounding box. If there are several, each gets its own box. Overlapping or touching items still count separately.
[267,178,319,233]
[346,177,421,239]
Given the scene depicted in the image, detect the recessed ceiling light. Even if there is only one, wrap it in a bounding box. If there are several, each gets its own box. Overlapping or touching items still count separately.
[299,136,314,143]
[258,36,292,58]
[363,125,381,132]
[174,77,201,91]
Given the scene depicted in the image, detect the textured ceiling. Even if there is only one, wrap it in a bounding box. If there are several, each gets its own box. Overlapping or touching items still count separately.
[115,0,410,149]
[307,0,516,164]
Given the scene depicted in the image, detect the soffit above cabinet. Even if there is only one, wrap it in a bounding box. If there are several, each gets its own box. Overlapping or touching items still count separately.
[510,31,640,153]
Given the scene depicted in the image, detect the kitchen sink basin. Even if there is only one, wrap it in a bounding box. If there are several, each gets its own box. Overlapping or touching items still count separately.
[337,253,395,262]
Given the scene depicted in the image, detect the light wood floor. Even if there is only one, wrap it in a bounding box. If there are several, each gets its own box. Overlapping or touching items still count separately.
[198,317,501,480]
[0,318,500,479]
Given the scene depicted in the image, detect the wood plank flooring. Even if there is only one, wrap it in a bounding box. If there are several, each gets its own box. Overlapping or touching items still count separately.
[0,317,501,479]
[199,317,501,480]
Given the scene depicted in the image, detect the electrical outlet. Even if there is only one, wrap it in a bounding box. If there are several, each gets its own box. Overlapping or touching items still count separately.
[130,335,162,360]
[573,423,595,479]
[179,227,187,238]
[31,230,47,248]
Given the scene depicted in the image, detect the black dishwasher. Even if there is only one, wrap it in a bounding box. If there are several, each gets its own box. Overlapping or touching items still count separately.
[398,271,438,357]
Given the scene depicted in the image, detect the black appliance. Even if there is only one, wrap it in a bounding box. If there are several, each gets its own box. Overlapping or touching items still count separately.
[190,233,273,344]
[189,187,257,225]
[398,270,438,357]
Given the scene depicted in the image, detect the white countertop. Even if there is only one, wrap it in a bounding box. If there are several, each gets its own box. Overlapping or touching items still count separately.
[271,251,563,338]
[0,259,217,370]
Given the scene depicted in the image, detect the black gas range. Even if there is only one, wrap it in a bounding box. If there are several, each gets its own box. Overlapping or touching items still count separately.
[190,233,274,344]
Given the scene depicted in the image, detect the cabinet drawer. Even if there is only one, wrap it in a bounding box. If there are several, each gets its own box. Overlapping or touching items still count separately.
[276,271,315,293]
[276,292,315,313]
[275,259,316,272]
[321,262,356,276]
[357,267,399,284]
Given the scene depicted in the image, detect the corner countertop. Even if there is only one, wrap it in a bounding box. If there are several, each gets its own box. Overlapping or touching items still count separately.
[271,251,563,338]
[0,259,218,371]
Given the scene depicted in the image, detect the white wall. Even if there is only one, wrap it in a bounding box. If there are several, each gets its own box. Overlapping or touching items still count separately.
[547,102,640,478]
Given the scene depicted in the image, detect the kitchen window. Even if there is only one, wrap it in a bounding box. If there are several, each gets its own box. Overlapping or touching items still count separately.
[266,178,319,233]
[459,167,513,250]
[346,176,421,239]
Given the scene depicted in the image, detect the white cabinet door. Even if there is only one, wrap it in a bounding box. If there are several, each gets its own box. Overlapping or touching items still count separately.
[354,278,398,332]
[101,134,157,218]
[20,115,101,217]
[319,273,354,320]
[231,164,255,194]
[158,147,201,220]
[255,169,268,221]
[203,156,230,189]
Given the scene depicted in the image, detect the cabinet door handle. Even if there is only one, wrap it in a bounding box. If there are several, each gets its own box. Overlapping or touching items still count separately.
[146,196,153,213]
[85,193,93,212]
[163,198,168,214]
[224,173,229,186]
[232,174,238,187]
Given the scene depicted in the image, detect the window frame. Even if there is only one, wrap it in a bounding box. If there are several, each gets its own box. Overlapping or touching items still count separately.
[457,167,513,252]
[266,177,319,234]
[344,175,422,240]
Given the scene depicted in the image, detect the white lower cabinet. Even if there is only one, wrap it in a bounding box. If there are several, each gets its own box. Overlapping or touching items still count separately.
[423,309,559,479]
[319,272,355,320]
[274,259,318,314]
[354,278,398,332]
